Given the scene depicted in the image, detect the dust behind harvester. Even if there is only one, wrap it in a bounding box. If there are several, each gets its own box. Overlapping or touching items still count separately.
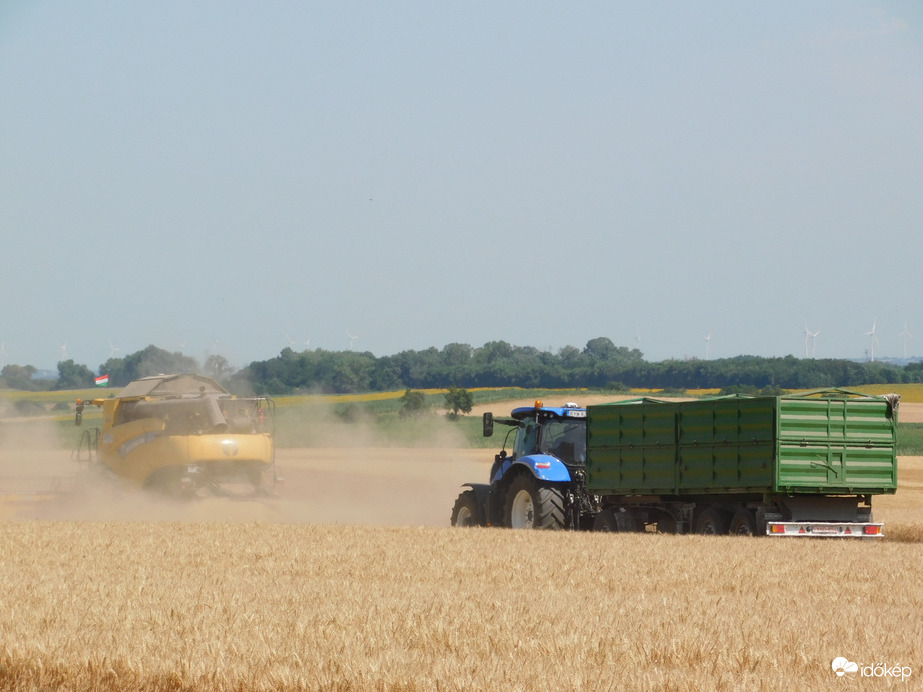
[75,373,279,498]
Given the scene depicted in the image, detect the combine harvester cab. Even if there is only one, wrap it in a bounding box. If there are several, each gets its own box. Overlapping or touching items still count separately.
[75,374,278,498]
[451,401,599,530]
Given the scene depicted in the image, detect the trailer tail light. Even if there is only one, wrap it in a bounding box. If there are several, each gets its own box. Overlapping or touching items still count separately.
[863,525,881,535]
[770,524,786,534]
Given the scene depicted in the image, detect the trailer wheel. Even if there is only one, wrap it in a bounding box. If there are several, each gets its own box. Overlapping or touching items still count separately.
[695,508,730,535]
[504,475,566,529]
[450,489,484,527]
[593,508,620,532]
[729,509,756,536]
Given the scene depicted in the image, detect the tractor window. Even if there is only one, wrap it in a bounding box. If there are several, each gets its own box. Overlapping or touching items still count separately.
[540,419,586,464]
[513,420,539,459]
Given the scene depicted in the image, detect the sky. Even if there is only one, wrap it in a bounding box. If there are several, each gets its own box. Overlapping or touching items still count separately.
[1,1,922,372]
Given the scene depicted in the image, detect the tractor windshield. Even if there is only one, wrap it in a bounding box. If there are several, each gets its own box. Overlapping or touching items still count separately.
[539,418,586,465]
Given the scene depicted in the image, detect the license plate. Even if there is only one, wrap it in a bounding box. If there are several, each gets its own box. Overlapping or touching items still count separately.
[810,525,840,534]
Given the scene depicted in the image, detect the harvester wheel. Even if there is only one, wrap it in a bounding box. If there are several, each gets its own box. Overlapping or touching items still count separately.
[504,475,566,530]
[695,508,730,535]
[450,490,484,527]
[729,508,756,536]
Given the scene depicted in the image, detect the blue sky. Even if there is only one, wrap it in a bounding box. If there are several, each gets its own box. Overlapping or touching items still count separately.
[1,2,921,371]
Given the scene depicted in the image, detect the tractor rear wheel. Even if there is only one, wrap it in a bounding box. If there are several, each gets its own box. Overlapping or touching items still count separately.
[504,475,566,529]
[450,489,484,527]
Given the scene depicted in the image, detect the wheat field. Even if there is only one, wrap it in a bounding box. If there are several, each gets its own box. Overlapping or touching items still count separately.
[0,440,921,690]
[1,520,922,690]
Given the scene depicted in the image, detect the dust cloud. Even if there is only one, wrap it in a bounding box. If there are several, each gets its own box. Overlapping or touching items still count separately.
[0,410,491,527]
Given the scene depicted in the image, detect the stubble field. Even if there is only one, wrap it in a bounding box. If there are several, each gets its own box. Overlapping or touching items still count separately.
[0,402,921,690]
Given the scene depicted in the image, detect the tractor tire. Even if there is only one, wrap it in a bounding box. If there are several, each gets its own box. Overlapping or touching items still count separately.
[729,508,757,536]
[450,489,485,527]
[503,475,566,530]
[695,507,731,535]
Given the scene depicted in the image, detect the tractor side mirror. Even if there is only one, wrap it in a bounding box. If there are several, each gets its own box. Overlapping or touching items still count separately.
[482,412,494,437]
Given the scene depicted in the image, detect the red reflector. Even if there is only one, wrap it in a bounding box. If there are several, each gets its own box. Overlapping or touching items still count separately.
[845,527,852,534]
[864,526,880,535]
[770,525,785,534]
[799,527,806,533]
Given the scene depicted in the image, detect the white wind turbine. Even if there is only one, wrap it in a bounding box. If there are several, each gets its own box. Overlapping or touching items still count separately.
[346,330,358,351]
[804,324,820,358]
[809,328,820,358]
[866,318,880,362]
[901,321,912,359]
[0,342,7,367]
[108,339,121,358]
[704,332,712,360]
[635,327,641,351]
[59,343,69,360]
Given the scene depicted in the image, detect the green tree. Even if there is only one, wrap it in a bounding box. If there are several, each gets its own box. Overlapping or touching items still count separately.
[399,389,428,418]
[54,359,95,390]
[204,354,235,382]
[1,364,38,390]
[443,386,473,419]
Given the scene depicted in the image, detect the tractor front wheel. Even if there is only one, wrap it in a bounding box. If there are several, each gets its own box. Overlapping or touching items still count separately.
[450,490,484,527]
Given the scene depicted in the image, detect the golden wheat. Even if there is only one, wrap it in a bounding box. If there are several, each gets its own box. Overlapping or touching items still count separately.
[1,521,921,691]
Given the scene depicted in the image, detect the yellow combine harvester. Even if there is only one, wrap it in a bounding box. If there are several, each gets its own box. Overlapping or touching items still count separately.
[75,373,278,497]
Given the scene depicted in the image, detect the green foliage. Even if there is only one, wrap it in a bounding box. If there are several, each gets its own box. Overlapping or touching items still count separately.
[98,345,198,387]
[1,364,39,390]
[399,389,428,418]
[443,387,473,419]
[204,354,235,383]
[897,423,923,456]
[13,399,45,416]
[55,359,95,390]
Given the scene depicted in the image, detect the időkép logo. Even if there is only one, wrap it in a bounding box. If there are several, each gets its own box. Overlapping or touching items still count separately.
[832,657,912,681]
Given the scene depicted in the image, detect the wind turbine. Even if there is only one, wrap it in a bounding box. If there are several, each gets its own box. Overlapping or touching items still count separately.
[804,324,819,358]
[108,339,121,358]
[635,327,641,352]
[346,330,358,352]
[809,328,820,358]
[704,332,711,360]
[59,343,69,360]
[901,321,912,359]
[0,342,7,367]
[866,318,879,362]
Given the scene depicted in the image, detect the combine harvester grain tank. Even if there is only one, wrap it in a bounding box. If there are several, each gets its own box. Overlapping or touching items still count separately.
[451,389,899,537]
[74,373,280,498]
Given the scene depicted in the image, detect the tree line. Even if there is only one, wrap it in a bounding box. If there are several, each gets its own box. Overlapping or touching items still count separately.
[4,338,915,394]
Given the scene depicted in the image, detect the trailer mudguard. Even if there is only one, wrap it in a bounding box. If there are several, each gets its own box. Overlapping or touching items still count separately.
[492,454,572,483]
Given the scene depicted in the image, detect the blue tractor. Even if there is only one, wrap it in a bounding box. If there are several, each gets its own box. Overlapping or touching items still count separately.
[450,401,599,529]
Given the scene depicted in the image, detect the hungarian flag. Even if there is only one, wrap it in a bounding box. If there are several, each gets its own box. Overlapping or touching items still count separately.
[95,374,109,387]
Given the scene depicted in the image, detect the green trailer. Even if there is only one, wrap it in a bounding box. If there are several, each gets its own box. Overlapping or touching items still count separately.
[586,389,899,537]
